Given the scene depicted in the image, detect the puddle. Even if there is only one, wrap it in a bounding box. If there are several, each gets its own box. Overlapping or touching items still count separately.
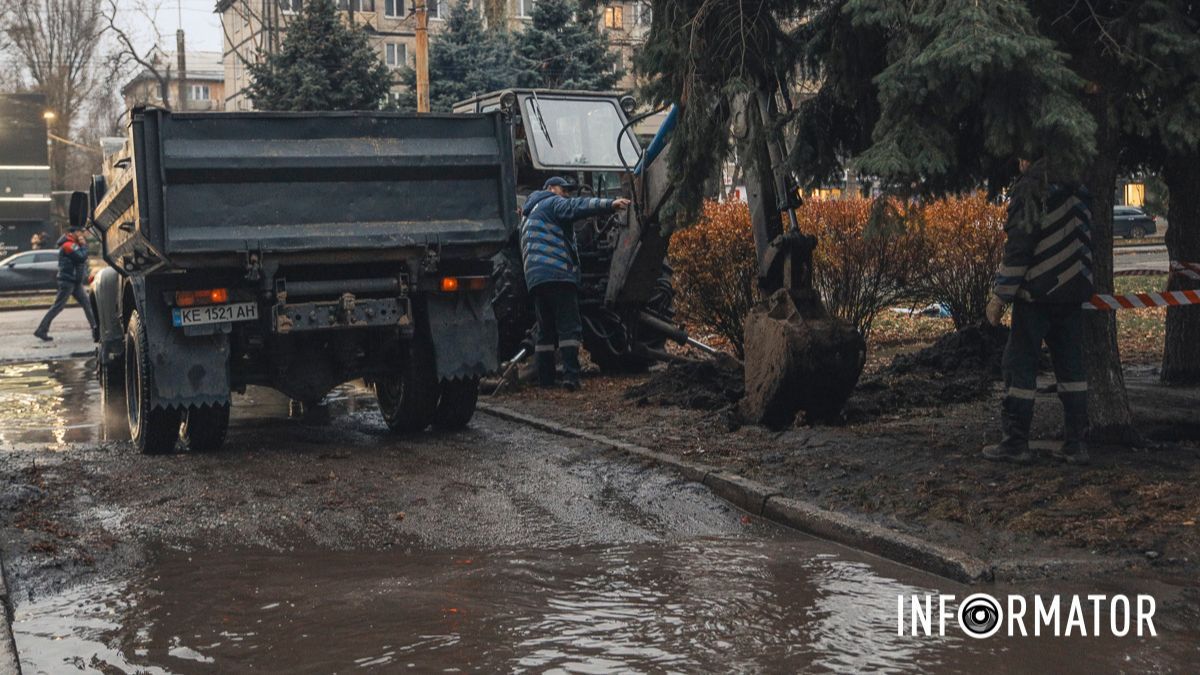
[0,360,101,448]
[13,540,1194,673]
[0,359,377,450]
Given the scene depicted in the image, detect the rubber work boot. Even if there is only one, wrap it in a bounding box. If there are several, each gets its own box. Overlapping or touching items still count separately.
[560,345,581,391]
[535,349,557,387]
[1051,415,1090,465]
[982,438,1033,464]
[33,331,52,342]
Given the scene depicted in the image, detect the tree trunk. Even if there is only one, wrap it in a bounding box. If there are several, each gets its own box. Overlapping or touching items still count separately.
[1080,96,1136,442]
[1161,156,1200,384]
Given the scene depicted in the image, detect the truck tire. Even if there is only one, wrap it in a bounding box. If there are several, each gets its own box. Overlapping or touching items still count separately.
[181,403,231,452]
[98,352,129,441]
[375,336,439,433]
[433,377,479,430]
[125,310,182,454]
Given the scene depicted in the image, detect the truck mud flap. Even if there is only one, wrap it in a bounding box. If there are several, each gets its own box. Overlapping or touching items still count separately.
[140,293,231,410]
[426,292,499,381]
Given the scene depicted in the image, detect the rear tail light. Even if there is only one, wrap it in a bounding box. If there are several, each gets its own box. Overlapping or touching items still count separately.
[439,276,487,292]
[175,288,229,307]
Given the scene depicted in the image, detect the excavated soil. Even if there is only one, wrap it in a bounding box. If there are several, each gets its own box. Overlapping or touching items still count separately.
[623,354,744,411]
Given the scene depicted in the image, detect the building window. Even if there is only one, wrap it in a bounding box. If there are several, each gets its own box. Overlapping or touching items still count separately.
[337,0,373,10]
[604,6,622,29]
[518,0,534,18]
[385,42,408,69]
[426,0,441,18]
[279,0,302,13]
[385,0,400,16]
[190,84,211,100]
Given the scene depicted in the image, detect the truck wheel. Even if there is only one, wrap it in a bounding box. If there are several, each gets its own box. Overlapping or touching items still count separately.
[98,351,129,441]
[125,310,182,454]
[181,404,231,452]
[375,337,439,433]
[433,377,479,430]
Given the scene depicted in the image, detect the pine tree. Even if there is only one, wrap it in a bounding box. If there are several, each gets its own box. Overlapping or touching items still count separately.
[515,0,621,90]
[395,2,524,112]
[247,0,392,111]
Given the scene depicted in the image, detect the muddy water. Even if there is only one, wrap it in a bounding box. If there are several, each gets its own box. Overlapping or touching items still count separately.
[0,360,102,448]
[3,361,1196,672]
[13,540,1193,673]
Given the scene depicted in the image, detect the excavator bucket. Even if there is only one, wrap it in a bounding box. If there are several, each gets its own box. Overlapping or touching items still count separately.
[739,288,866,429]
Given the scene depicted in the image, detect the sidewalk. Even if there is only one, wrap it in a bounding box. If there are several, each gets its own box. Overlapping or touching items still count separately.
[0,307,94,364]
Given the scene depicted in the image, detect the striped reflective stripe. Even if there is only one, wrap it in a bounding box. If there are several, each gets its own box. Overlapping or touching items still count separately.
[1006,387,1037,400]
[559,339,581,348]
[1085,290,1200,310]
[535,345,556,352]
[1058,381,1087,392]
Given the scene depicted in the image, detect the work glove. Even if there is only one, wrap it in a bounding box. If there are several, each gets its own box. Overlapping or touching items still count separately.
[985,294,1008,326]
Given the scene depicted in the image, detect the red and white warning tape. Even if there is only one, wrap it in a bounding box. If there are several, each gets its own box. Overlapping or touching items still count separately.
[1084,261,1200,311]
[1085,289,1200,310]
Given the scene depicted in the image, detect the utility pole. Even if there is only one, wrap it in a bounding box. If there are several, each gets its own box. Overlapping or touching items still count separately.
[176,29,188,111]
[414,0,430,113]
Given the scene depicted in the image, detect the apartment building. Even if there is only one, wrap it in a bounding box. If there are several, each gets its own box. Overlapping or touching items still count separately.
[121,47,226,112]
[216,0,649,112]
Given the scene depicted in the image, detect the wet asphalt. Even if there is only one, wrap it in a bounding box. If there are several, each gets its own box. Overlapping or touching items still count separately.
[1,360,1196,672]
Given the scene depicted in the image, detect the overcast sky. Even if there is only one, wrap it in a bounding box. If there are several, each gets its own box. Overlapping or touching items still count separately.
[116,0,224,54]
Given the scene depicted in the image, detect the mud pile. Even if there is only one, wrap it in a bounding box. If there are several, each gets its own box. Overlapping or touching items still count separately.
[624,354,745,411]
[844,323,1009,421]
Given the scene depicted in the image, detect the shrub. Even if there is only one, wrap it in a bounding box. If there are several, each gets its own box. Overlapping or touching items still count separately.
[796,198,928,339]
[915,193,1007,328]
[669,200,758,357]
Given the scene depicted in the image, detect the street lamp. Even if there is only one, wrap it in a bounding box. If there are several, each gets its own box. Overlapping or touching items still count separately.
[42,110,56,121]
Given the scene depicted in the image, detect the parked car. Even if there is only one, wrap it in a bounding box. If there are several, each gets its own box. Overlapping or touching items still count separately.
[1113,206,1157,239]
[0,249,58,292]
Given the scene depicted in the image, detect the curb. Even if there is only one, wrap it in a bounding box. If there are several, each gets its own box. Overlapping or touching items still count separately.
[477,401,993,584]
[0,551,21,675]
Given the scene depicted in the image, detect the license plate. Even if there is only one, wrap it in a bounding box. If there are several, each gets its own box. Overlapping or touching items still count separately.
[172,302,258,327]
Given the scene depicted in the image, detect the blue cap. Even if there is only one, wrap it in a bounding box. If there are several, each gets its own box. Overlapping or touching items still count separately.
[543,177,575,190]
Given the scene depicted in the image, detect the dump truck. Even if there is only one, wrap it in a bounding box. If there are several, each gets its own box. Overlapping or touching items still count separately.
[73,107,514,453]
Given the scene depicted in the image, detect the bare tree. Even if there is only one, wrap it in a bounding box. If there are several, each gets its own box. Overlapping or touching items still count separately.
[102,0,173,109]
[3,0,105,190]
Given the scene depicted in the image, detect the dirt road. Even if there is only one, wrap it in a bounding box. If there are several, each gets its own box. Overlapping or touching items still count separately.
[0,360,1196,672]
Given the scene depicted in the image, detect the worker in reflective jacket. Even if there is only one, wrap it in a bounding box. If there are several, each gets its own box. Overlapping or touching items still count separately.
[34,226,98,341]
[984,158,1094,466]
[520,177,630,390]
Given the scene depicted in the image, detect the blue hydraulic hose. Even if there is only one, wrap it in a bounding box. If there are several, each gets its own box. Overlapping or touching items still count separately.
[634,105,678,176]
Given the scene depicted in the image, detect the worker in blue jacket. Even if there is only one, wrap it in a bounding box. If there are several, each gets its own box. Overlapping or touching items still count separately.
[520,177,630,390]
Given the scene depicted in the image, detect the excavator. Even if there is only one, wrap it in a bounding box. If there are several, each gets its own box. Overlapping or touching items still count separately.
[453,89,866,426]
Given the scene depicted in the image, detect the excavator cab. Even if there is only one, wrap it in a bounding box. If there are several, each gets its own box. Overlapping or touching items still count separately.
[454,90,679,372]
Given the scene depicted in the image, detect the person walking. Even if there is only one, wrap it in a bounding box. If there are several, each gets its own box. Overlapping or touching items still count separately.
[983,158,1094,465]
[520,177,630,390]
[34,226,97,342]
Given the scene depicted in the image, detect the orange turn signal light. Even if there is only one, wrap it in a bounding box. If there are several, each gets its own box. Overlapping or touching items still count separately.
[176,288,229,307]
[439,276,487,293]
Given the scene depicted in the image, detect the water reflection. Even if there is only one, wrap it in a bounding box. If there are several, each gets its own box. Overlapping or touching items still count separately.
[0,360,100,448]
[13,540,1190,673]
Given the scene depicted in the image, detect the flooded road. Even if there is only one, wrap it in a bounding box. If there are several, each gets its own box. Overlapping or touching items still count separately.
[2,360,1197,672]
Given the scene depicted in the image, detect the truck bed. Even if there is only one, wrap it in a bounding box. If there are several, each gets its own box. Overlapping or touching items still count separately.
[96,109,516,268]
